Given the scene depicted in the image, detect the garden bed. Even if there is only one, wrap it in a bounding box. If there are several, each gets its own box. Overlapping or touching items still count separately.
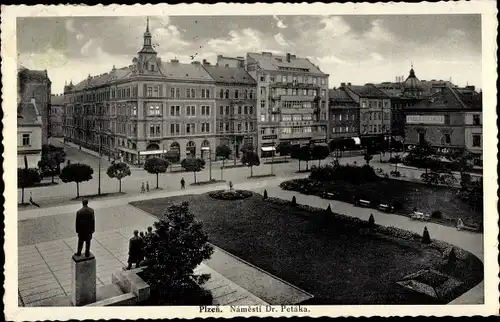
[208,189,253,200]
[130,194,483,304]
[280,178,483,229]
[190,179,226,186]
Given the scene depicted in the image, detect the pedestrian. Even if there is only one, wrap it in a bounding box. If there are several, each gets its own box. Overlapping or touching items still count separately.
[139,231,145,239]
[146,181,150,192]
[75,199,95,257]
[128,230,144,270]
[141,182,145,193]
[146,226,153,236]
[180,177,185,189]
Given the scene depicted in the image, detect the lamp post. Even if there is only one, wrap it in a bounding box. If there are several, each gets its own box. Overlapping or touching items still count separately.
[208,147,212,181]
[98,126,102,196]
[271,134,275,175]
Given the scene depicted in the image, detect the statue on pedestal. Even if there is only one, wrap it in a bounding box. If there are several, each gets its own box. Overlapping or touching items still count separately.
[75,199,95,257]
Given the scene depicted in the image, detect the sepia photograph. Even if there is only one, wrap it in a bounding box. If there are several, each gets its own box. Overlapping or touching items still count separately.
[2,2,498,320]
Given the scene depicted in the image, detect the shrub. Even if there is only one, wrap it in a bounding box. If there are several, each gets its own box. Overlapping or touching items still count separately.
[263,189,268,200]
[141,201,214,305]
[310,164,378,184]
[368,214,375,227]
[431,210,443,219]
[421,226,432,244]
[181,158,205,184]
[291,195,297,206]
[59,163,93,198]
[144,157,169,189]
[106,162,131,193]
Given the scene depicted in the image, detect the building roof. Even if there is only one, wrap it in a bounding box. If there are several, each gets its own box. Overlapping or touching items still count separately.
[18,102,41,125]
[329,88,357,104]
[51,94,65,105]
[345,84,389,99]
[202,65,256,84]
[159,61,214,81]
[247,52,325,75]
[378,88,404,98]
[18,67,51,84]
[410,86,480,110]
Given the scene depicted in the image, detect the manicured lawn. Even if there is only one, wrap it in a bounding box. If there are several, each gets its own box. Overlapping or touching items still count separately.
[281,178,482,228]
[130,193,483,304]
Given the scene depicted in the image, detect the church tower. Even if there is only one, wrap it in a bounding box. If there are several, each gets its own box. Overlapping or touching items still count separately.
[136,17,160,74]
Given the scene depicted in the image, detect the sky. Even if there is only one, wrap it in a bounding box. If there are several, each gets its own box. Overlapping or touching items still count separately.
[17,15,482,94]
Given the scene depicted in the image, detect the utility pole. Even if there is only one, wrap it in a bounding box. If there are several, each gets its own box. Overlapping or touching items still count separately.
[271,130,275,175]
[209,148,212,181]
[98,126,102,196]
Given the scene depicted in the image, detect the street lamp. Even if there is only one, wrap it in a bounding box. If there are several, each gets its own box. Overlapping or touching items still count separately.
[97,126,102,196]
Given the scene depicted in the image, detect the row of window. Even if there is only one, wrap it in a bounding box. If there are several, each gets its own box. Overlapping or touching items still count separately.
[259,73,327,86]
[332,126,357,134]
[361,112,390,121]
[281,101,314,109]
[218,121,255,133]
[331,114,357,121]
[362,124,389,134]
[361,100,390,109]
[281,114,313,121]
[280,126,327,134]
[219,89,254,99]
[260,113,327,122]
[167,105,212,117]
[272,88,324,97]
[147,123,213,137]
[169,87,212,99]
[219,105,254,116]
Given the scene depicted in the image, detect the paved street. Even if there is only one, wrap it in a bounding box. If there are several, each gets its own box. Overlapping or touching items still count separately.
[17,176,484,306]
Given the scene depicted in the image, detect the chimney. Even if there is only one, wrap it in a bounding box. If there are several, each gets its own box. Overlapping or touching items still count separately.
[347,82,351,86]
[171,59,179,63]
[286,53,291,63]
[340,82,346,88]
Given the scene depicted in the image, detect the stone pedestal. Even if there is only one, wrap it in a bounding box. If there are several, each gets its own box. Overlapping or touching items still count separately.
[71,253,96,306]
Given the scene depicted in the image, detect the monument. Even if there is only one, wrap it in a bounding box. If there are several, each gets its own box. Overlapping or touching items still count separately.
[72,199,97,306]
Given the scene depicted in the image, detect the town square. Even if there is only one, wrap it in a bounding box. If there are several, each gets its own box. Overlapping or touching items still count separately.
[3,2,498,319]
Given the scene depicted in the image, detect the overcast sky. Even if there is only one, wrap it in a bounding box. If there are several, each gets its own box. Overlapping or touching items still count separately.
[17,15,482,94]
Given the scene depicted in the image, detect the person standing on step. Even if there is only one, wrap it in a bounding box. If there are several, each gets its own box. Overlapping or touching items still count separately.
[75,199,95,257]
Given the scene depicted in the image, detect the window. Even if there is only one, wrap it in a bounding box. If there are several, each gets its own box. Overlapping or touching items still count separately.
[171,88,175,98]
[260,75,265,82]
[219,106,224,115]
[201,123,210,133]
[282,114,292,121]
[444,133,451,144]
[244,106,248,114]
[237,123,242,132]
[361,100,367,108]
[249,106,253,115]
[249,90,253,99]
[186,123,195,134]
[201,89,210,98]
[147,86,153,97]
[472,134,481,147]
[473,114,481,125]
[225,89,230,99]
[201,106,210,116]
[170,123,180,135]
[153,86,159,97]
[220,89,224,99]
[260,86,266,96]
[149,105,161,116]
[21,133,30,146]
[292,115,302,121]
[238,106,242,114]
[244,90,248,99]
[225,106,230,115]
[418,132,425,144]
[261,100,266,108]
[282,75,287,83]
[150,124,161,136]
[170,105,180,116]
[261,128,266,135]
[186,105,196,116]
[261,114,266,122]
[225,123,230,132]
[235,90,239,99]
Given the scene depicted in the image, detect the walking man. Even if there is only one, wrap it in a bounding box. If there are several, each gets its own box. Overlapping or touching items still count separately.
[128,230,144,270]
[180,177,185,190]
[146,181,150,192]
[141,182,145,193]
[75,199,95,257]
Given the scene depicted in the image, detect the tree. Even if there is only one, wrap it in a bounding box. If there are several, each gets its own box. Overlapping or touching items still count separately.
[276,141,292,159]
[297,145,312,171]
[241,150,260,177]
[215,144,231,179]
[141,201,214,305]
[240,142,254,154]
[408,140,434,174]
[106,162,131,193]
[290,145,302,171]
[390,155,402,172]
[421,226,431,244]
[181,158,205,184]
[311,144,330,167]
[38,156,58,183]
[144,157,169,189]
[18,168,41,204]
[59,163,94,198]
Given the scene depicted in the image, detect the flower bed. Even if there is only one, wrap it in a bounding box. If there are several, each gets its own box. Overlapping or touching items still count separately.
[208,189,253,200]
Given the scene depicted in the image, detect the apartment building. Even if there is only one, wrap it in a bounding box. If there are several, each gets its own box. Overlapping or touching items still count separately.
[64,19,216,164]
[50,94,66,137]
[328,86,360,141]
[246,52,329,155]
[203,61,258,160]
[344,83,391,148]
[18,98,43,168]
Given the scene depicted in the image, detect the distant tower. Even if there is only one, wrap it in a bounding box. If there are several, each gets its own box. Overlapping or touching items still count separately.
[137,17,158,74]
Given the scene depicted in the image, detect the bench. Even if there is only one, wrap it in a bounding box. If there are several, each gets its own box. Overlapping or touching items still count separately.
[378,203,393,213]
[358,199,371,207]
[410,212,430,221]
[321,192,336,200]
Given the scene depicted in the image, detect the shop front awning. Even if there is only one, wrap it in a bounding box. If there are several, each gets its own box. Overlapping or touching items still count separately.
[261,146,276,152]
[139,149,167,156]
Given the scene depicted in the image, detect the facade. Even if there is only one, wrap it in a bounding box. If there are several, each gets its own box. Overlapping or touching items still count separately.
[246,52,329,156]
[18,98,43,168]
[328,86,360,141]
[404,86,482,156]
[344,84,391,147]
[202,62,258,160]
[50,94,66,137]
[18,67,52,144]
[64,19,216,164]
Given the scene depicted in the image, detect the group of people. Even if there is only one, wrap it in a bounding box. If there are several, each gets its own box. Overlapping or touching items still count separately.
[141,178,186,192]
[127,226,153,270]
